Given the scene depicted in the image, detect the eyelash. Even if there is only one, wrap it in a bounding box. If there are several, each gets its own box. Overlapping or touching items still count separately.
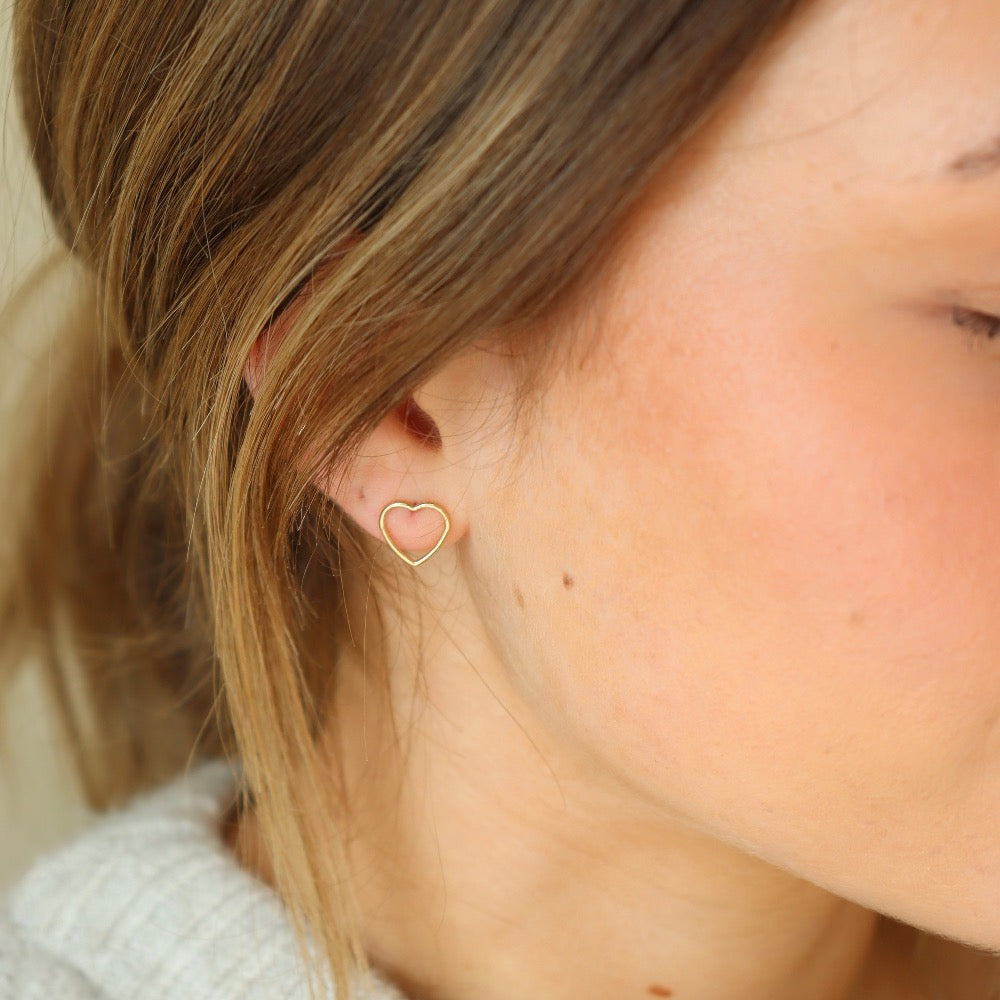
[952,306,1000,340]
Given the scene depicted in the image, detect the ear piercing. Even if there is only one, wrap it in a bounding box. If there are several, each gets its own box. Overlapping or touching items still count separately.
[378,501,450,567]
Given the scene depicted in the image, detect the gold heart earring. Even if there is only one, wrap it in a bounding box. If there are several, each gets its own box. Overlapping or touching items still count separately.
[378,501,451,567]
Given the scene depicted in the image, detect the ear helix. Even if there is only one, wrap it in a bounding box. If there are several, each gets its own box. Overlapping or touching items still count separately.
[378,501,451,567]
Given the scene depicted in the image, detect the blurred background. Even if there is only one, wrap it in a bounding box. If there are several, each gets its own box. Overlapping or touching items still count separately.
[1,3,92,889]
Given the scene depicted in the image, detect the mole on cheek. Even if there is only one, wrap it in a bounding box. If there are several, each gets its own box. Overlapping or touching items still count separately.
[562,572,574,590]
[647,987,673,998]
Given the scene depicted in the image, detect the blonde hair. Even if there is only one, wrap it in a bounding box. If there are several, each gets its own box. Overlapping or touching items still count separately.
[2,1,815,996]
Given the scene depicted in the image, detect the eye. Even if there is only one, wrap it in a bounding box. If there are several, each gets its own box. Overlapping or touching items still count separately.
[952,306,1000,341]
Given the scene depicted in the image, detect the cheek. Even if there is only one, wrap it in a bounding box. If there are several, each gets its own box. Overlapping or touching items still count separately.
[705,329,1000,705]
[603,310,1000,773]
[504,293,1000,940]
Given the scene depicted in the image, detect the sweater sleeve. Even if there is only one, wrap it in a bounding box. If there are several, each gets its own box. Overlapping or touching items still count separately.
[0,906,110,1000]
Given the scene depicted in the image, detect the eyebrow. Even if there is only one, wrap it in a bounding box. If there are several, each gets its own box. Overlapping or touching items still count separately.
[945,134,1000,179]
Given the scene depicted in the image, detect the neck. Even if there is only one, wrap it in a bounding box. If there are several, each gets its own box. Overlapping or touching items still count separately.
[226,563,938,1000]
[312,630,904,999]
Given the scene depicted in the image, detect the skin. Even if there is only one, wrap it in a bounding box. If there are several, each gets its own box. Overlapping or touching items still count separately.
[236,0,1000,996]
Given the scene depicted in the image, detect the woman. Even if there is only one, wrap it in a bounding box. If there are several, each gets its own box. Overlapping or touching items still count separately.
[2,0,998,997]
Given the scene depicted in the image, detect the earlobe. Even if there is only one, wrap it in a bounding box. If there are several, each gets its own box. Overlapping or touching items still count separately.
[245,317,464,563]
[242,269,471,567]
[315,396,463,565]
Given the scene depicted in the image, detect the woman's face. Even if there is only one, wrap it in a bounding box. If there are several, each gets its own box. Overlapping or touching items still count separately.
[462,0,1000,951]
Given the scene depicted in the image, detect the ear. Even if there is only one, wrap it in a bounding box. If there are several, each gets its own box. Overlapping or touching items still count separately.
[243,282,498,568]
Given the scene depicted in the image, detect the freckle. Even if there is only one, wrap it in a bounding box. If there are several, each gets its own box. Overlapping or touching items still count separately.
[358,487,365,501]
[849,609,865,628]
[515,586,525,609]
[562,572,574,589]
[647,987,673,998]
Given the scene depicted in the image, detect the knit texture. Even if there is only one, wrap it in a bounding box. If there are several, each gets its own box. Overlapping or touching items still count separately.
[0,759,407,1000]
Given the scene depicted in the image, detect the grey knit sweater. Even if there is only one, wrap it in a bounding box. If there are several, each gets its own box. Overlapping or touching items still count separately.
[0,759,406,999]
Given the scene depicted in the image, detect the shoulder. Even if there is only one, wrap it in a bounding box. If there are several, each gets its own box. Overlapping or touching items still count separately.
[0,904,109,999]
[1,758,408,999]
[0,758,262,1000]
[0,759,238,999]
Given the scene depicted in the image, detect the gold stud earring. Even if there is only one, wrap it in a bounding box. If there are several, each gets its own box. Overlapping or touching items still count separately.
[378,501,451,567]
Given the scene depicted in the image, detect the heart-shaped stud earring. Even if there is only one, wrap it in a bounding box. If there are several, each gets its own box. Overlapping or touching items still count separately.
[378,501,451,567]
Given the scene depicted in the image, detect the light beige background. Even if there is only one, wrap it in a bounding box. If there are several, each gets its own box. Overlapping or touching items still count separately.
[1,3,92,890]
